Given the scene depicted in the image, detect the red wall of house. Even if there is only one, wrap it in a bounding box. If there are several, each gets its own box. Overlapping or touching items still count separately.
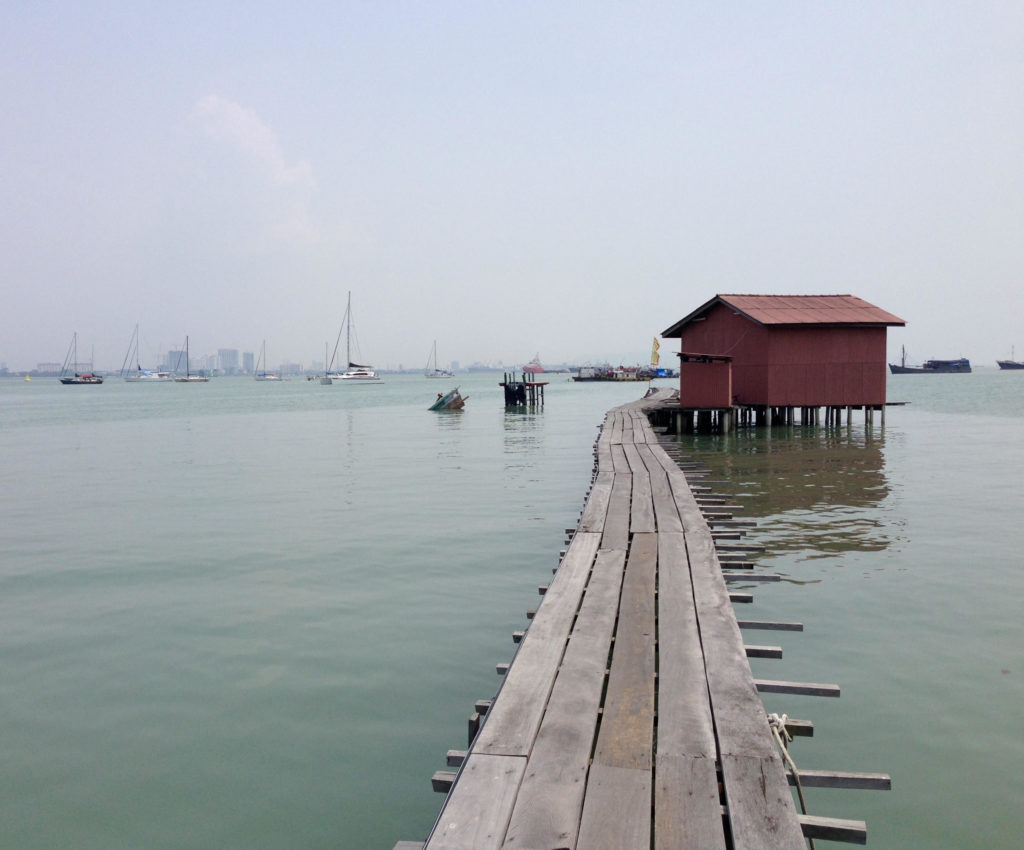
[679,360,732,407]
[677,303,889,406]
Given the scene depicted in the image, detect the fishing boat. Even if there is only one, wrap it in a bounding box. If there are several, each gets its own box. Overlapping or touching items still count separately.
[889,346,971,374]
[121,325,170,381]
[425,340,454,378]
[172,336,209,382]
[997,347,1024,370]
[327,292,382,382]
[254,340,282,380]
[58,333,104,384]
[429,387,466,411]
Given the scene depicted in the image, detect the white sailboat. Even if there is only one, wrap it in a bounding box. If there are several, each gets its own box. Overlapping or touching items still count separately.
[254,340,282,381]
[121,324,170,381]
[424,340,454,378]
[327,292,382,382]
[173,336,209,382]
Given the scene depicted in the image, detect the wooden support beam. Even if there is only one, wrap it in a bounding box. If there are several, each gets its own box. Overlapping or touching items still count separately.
[728,593,753,603]
[496,662,509,675]
[722,572,780,582]
[755,679,840,697]
[737,619,804,631]
[744,645,783,659]
[432,770,456,793]
[446,749,466,767]
[798,814,868,844]
[474,699,492,715]
[786,769,891,790]
[781,717,814,737]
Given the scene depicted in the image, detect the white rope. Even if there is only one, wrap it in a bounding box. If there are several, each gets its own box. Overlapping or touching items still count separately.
[767,712,815,849]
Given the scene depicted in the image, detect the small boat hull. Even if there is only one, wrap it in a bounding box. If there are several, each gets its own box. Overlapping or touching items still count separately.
[429,388,466,411]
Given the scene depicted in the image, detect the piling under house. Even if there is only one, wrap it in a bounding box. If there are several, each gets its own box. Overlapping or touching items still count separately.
[660,294,906,431]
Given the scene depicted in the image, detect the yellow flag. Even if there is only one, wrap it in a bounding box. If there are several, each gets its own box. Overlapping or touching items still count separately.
[651,337,660,366]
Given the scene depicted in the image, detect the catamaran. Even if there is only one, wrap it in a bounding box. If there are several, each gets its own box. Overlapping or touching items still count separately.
[327,292,382,382]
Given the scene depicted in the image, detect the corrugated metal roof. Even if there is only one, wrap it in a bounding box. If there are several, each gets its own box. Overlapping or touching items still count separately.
[662,294,905,336]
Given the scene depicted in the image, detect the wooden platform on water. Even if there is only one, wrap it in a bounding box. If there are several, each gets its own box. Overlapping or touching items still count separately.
[396,389,885,849]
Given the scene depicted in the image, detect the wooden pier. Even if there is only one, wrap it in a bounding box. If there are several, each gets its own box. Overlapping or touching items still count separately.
[396,389,887,849]
[500,372,547,407]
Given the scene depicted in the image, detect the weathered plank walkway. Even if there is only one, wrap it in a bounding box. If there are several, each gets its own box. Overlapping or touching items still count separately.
[397,391,879,849]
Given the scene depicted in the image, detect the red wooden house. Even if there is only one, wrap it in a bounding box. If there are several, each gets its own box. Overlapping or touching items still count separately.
[661,294,905,409]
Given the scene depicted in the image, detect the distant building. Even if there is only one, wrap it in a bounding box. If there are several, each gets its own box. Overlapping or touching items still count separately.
[242,352,254,373]
[218,349,240,375]
[661,294,905,409]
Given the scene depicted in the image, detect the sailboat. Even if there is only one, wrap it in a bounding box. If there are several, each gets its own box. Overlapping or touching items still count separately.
[425,340,454,378]
[327,292,382,382]
[254,340,282,381]
[121,324,169,381]
[59,332,104,384]
[173,336,209,382]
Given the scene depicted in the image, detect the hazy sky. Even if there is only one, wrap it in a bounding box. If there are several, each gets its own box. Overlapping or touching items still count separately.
[2,2,1022,371]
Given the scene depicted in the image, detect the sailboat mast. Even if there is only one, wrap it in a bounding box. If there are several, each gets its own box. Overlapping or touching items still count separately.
[346,290,352,368]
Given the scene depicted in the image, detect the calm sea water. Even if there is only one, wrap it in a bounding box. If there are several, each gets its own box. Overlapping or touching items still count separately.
[1,370,1022,848]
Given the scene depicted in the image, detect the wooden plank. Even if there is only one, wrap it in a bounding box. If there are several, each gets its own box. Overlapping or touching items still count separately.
[602,473,632,552]
[501,549,626,850]
[394,843,424,850]
[473,533,601,757]
[684,527,806,849]
[655,531,726,848]
[424,753,527,850]
[578,470,612,533]
[623,442,656,533]
[611,442,630,473]
[718,755,807,850]
[593,533,657,769]
[655,533,716,757]
[636,443,683,533]
[576,764,652,849]
[655,755,726,849]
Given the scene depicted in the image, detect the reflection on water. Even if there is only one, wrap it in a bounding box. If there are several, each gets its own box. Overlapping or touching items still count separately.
[663,425,895,560]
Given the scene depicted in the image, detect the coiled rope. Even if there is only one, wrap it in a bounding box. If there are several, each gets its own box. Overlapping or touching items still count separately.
[767,712,815,849]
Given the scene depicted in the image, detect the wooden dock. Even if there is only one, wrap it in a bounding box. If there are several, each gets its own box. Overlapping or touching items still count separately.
[396,390,887,849]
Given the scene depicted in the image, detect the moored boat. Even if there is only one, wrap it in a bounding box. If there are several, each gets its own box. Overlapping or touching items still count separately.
[327,292,382,382]
[997,347,1024,369]
[523,353,544,375]
[425,340,454,378]
[172,336,209,382]
[59,333,104,384]
[889,346,971,374]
